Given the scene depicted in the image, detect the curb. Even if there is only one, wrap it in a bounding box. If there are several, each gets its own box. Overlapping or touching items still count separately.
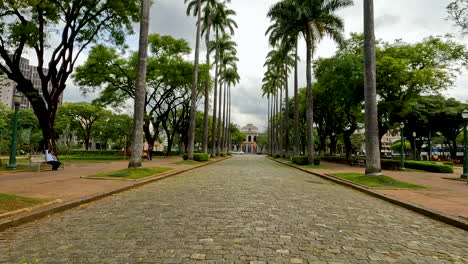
[268,157,468,231]
[0,157,230,232]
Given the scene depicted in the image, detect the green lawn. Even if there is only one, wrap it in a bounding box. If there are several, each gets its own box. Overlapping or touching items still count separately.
[174,161,200,165]
[89,167,173,180]
[0,193,48,215]
[331,173,425,189]
[0,164,31,172]
[303,165,332,169]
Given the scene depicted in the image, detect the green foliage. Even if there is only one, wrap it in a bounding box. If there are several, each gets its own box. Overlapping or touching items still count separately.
[331,173,425,189]
[274,154,281,159]
[313,156,321,165]
[194,153,209,162]
[292,155,308,165]
[391,140,412,151]
[66,150,120,156]
[174,161,199,165]
[227,152,232,156]
[182,153,189,160]
[220,152,227,157]
[321,155,349,164]
[380,160,401,170]
[405,161,454,173]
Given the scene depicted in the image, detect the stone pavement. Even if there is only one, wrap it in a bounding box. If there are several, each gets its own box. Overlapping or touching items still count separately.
[303,161,468,221]
[0,155,467,263]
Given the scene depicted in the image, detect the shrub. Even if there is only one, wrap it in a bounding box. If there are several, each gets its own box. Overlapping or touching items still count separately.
[194,153,209,162]
[220,152,227,157]
[313,156,321,165]
[405,161,453,173]
[292,156,308,165]
[381,160,401,170]
[182,153,188,160]
[227,152,232,156]
[321,155,348,164]
[274,154,281,159]
[68,150,119,156]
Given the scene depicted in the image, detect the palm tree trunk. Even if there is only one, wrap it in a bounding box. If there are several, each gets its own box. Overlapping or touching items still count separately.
[294,42,299,156]
[222,81,227,152]
[202,25,211,154]
[216,67,223,155]
[267,94,271,155]
[228,84,232,152]
[211,30,219,157]
[284,66,290,158]
[187,0,202,160]
[305,31,315,165]
[128,0,150,168]
[279,85,283,157]
[364,0,382,175]
[276,88,279,154]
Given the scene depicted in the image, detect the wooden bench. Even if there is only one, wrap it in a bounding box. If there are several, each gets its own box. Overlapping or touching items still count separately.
[29,155,65,171]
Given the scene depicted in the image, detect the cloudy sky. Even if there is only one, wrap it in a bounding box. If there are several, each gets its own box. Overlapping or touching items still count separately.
[63,0,468,132]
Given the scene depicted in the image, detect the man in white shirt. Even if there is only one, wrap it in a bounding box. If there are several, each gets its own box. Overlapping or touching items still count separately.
[45,150,61,170]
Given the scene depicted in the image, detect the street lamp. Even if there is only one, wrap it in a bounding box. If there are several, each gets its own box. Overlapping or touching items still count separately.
[400,122,405,171]
[413,132,417,161]
[7,94,22,169]
[461,110,468,179]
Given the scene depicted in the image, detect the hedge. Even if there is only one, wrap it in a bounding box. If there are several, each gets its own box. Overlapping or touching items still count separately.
[381,160,401,170]
[220,152,227,157]
[182,153,188,160]
[227,152,232,156]
[67,150,119,156]
[194,153,209,162]
[405,161,453,173]
[292,156,321,165]
[292,156,308,165]
[274,154,281,159]
[320,156,349,164]
[154,151,180,156]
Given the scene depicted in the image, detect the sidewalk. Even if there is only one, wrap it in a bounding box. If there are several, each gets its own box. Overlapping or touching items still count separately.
[287,160,468,222]
[0,156,224,217]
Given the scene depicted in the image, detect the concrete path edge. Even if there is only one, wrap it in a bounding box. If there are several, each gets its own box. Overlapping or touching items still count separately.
[0,157,230,232]
[268,157,468,231]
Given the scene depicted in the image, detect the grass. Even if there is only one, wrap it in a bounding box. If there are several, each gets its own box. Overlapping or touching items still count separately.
[0,193,48,215]
[0,164,32,172]
[302,165,332,169]
[331,173,425,189]
[174,161,200,165]
[89,167,173,180]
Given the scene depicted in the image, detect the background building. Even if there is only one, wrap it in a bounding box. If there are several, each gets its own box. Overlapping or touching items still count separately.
[240,123,259,153]
[0,57,62,109]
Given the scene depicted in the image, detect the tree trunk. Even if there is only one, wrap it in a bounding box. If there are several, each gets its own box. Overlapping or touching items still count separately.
[128,0,150,168]
[363,0,381,175]
[222,82,227,152]
[268,95,271,155]
[279,85,284,157]
[187,0,202,160]
[284,66,290,158]
[294,42,299,156]
[228,84,232,152]
[211,30,220,157]
[202,24,211,154]
[305,32,315,164]
[217,68,223,155]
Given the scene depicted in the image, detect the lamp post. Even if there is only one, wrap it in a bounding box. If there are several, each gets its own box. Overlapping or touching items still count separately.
[400,122,405,171]
[413,132,417,161]
[7,95,22,169]
[461,110,468,179]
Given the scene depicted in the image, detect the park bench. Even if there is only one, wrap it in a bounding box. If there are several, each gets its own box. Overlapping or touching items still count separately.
[28,155,65,171]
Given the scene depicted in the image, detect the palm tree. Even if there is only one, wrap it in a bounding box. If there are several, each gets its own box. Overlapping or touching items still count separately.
[209,2,237,156]
[186,0,203,159]
[128,0,150,168]
[222,66,240,152]
[364,0,381,175]
[187,0,226,154]
[267,0,353,164]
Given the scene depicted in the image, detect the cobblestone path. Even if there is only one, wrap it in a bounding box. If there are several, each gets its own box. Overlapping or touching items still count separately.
[0,156,467,264]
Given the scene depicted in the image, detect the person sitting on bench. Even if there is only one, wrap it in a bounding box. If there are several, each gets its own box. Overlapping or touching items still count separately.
[45,150,61,170]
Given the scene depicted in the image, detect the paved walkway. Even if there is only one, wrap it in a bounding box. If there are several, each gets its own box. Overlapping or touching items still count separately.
[0,155,467,263]
[0,157,206,202]
[305,161,468,221]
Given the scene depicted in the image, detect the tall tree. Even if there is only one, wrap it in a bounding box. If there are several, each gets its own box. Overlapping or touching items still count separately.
[447,0,468,34]
[209,2,237,156]
[0,0,140,151]
[186,0,203,159]
[268,0,352,163]
[128,0,150,168]
[363,0,381,175]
